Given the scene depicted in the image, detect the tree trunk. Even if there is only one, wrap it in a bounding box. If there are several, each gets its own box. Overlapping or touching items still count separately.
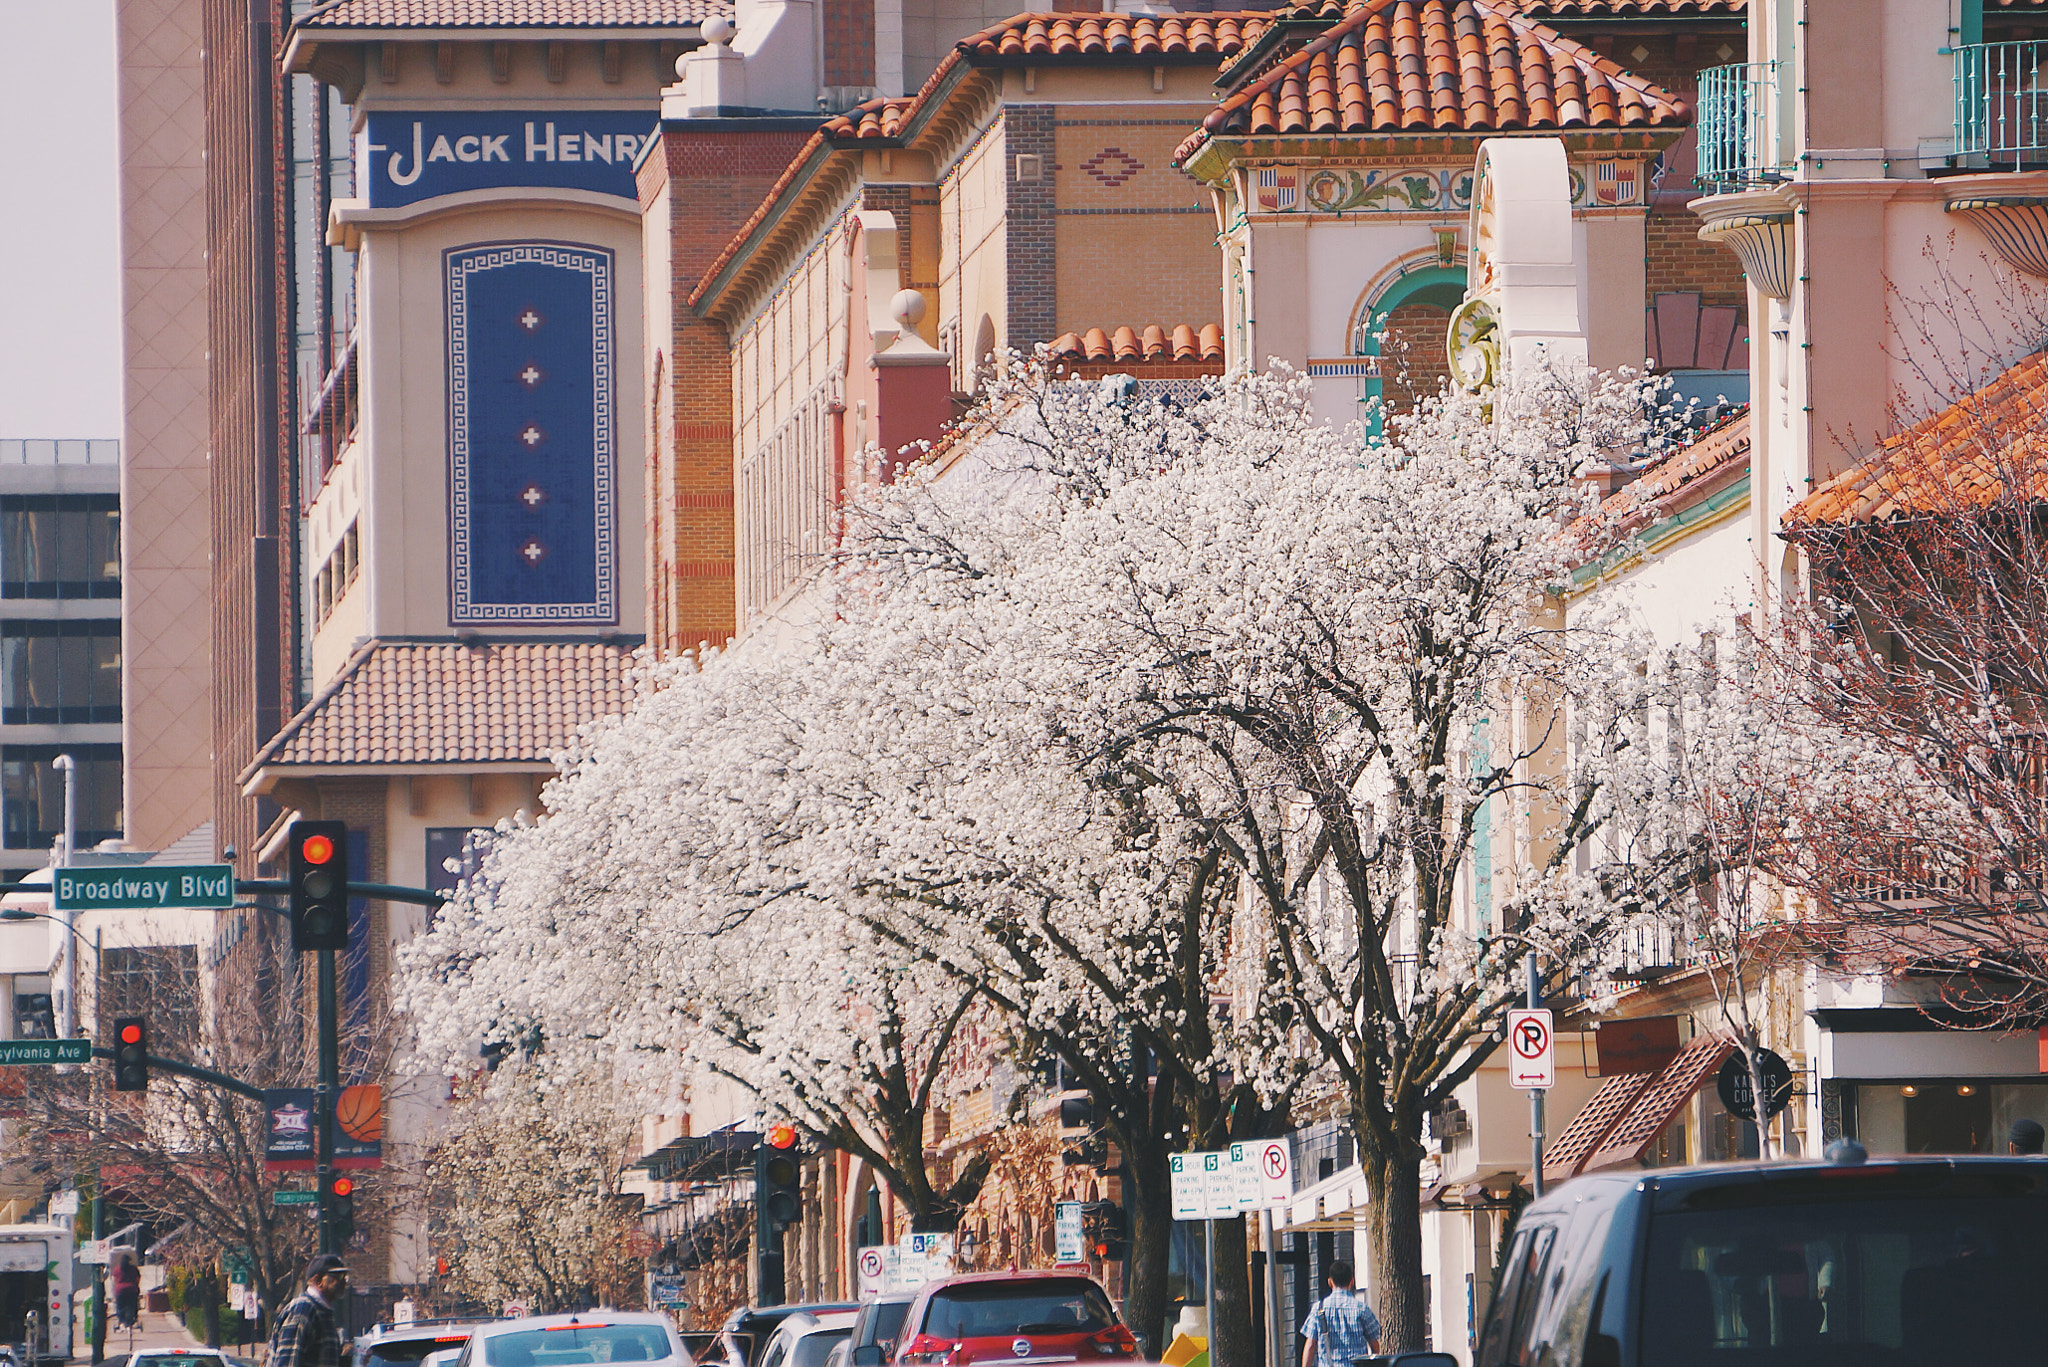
[1208,1209,1258,1367]
[1359,1141,1425,1353]
[1123,1159,1176,1357]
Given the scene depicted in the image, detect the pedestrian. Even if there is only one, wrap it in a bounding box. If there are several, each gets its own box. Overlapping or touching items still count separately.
[268,1255,348,1367]
[2009,1118,2045,1155]
[108,1249,141,1329]
[1300,1259,1383,1367]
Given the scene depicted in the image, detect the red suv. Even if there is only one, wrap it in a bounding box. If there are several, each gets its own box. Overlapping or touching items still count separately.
[892,1272,1139,1367]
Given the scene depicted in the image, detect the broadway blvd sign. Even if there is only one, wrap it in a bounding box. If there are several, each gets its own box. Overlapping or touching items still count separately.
[53,865,234,911]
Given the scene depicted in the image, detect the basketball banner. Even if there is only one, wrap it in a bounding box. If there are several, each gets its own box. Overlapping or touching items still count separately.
[263,1085,384,1170]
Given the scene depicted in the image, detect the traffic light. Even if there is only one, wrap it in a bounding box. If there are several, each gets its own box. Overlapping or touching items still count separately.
[111,1017,148,1092]
[329,1174,356,1245]
[755,1123,802,1306]
[289,820,350,951]
[1082,1201,1127,1262]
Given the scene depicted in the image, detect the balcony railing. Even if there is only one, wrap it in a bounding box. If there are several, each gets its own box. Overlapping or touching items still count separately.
[1954,41,2048,169]
[1695,62,1790,191]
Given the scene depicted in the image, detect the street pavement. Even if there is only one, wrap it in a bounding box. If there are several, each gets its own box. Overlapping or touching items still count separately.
[89,1309,244,1363]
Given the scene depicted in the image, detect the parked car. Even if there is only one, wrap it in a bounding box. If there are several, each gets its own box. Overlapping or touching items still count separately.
[890,1272,1137,1367]
[422,1348,464,1367]
[840,1293,914,1367]
[719,1303,858,1367]
[131,1352,236,1367]
[757,1311,855,1367]
[1477,1154,2048,1366]
[455,1311,694,1367]
[354,1320,491,1367]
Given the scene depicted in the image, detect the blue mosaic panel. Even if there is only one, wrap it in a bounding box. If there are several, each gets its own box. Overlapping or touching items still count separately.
[446,243,616,624]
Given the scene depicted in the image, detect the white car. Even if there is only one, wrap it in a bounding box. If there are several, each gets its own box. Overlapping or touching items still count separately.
[755,1312,854,1367]
[456,1312,694,1367]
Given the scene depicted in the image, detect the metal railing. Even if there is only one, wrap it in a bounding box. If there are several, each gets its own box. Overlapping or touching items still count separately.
[1954,41,2048,168]
[0,440,118,466]
[1695,62,1790,190]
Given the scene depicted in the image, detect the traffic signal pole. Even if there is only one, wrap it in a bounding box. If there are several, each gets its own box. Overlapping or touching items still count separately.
[317,946,340,1255]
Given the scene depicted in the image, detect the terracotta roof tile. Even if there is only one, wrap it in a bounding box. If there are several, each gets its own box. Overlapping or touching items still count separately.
[1523,0,1742,14]
[957,12,1266,62]
[242,639,641,779]
[1049,323,1225,364]
[694,14,1269,313]
[1602,406,1750,520]
[1787,351,2048,529]
[1180,0,1688,161]
[296,0,719,27]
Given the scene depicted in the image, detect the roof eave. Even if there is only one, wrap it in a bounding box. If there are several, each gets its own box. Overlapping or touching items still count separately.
[244,759,560,797]
[283,25,699,73]
[688,136,840,321]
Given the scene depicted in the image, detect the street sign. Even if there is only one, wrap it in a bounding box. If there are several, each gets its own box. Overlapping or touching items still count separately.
[47,1192,77,1217]
[1234,1139,1293,1208]
[271,1190,318,1206]
[1171,1151,1248,1221]
[1716,1047,1796,1122]
[79,1240,108,1266]
[1507,1008,1555,1089]
[855,1246,892,1300]
[53,864,234,911]
[1054,1201,1085,1263]
[0,1040,89,1066]
[649,1275,686,1307]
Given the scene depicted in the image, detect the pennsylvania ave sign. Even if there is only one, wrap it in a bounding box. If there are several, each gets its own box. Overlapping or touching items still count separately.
[54,865,234,911]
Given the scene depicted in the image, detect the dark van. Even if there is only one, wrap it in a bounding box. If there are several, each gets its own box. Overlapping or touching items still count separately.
[1475,1157,2048,1366]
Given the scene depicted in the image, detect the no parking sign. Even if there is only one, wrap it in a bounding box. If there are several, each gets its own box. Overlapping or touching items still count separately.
[1507,1008,1555,1089]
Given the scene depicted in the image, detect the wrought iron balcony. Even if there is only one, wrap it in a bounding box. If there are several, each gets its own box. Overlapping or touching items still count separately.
[1954,41,2048,169]
[1695,62,1790,191]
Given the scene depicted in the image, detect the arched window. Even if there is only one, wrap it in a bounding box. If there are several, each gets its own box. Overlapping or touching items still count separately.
[1353,262,1467,423]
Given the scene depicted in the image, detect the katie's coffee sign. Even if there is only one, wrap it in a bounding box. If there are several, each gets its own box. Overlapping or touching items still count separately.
[359,111,656,208]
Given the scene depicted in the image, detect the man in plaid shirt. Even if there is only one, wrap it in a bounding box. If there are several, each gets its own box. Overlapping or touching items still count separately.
[1300,1260,1384,1367]
[269,1255,348,1367]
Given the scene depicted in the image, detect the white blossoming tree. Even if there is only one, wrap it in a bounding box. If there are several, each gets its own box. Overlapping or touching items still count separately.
[404,357,1720,1353]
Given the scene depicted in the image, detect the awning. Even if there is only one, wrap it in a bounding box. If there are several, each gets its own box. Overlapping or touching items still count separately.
[1542,1071,1656,1183]
[1275,1162,1372,1233]
[1582,1035,1733,1173]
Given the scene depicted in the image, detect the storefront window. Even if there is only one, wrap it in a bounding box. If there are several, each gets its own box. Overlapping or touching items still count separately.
[1848,1080,2048,1154]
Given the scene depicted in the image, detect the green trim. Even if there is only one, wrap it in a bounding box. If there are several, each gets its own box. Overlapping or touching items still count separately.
[1570,472,1752,588]
[1963,0,1983,48]
[1354,264,1466,429]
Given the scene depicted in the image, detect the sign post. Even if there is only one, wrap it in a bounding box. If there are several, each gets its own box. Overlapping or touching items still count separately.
[1509,976,1554,1196]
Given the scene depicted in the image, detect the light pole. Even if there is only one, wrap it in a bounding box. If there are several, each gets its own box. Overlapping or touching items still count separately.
[49,754,77,1041]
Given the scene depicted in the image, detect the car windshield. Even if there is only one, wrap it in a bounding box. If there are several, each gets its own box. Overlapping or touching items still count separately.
[922,1282,1115,1340]
[484,1327,673,1367]
[1642,1170,2048,1364]
[136,1357,221,1367]
[861,1303,909,1348]
[790,1332,848,1367]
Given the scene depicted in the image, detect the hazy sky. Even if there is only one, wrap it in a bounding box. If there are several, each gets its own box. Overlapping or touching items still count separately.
[0,1,122,440]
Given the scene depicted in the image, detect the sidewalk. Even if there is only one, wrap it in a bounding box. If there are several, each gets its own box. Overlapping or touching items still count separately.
[89,1309,230,1363]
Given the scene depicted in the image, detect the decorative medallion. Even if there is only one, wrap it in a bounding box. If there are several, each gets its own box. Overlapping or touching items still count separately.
[1447,296,1500,392]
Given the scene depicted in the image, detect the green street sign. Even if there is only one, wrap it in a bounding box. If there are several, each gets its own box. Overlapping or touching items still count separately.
[0,1039,90,1065]
[271,1190,318,1207]
[54,865,234,911]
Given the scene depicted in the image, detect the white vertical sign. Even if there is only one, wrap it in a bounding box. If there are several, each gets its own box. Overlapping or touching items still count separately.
[1170,1153,1202,1219]
[1507,1008,1555,1089]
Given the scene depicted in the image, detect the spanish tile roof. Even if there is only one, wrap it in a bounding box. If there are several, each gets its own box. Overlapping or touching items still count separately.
[241,639,641,779]
[955,11,1266,62]
[1181,0,1688,160]
[694,15,1269,313]
[822,97,918,141]
[1049,323,1225,364]
[1787,351,2048,529]
[295,0,720,28]
[1602,406,1749,522]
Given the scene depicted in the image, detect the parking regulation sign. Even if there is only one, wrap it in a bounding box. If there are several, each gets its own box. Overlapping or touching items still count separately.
[1507,1008,1555,1089]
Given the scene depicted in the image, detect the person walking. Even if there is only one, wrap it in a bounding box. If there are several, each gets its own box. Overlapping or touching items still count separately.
[1300,1260,1383,1367]
[268,1255,349,1367]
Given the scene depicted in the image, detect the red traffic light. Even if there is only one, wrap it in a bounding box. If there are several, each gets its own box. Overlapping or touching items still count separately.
[119,1023,142,1045]
[301,833,336,865]
[767,1122,797,1149]
[330,1176,354,1198]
